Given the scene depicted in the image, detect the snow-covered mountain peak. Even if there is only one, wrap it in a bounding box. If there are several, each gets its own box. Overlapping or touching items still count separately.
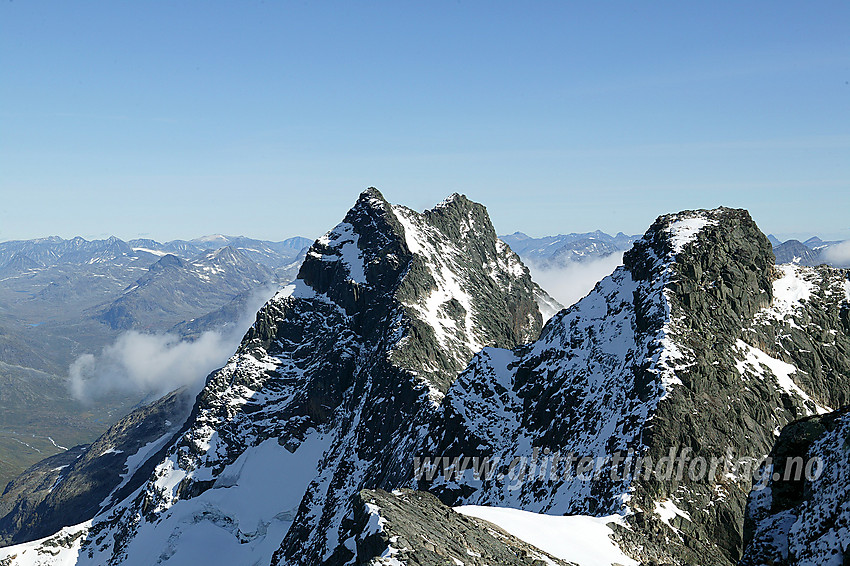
[296,190,549,395]
[191,234,230,244]
[202,245,248,266]
[0,190,548,566]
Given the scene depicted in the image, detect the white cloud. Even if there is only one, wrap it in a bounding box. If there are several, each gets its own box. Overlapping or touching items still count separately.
[821,240,850,267]
[69,286,277,402]
[526,252,625,308]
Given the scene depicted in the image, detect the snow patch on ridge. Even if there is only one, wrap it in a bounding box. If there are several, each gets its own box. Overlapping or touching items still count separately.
[364,503,385,534]
[654,499,691,530]
[392,205,483,356]
[767,265,816,326]
[494,239,526,279]
[666,216,717,254]
[99,428,179,509]
[0,522,91,565]
[734,339,830,414]
[455,506,637,566]
[314,222,367,284]
[131,247,168,257]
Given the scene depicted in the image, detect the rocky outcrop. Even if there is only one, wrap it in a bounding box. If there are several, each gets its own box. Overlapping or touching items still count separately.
[741,407,850,566]
[351,489,575,566]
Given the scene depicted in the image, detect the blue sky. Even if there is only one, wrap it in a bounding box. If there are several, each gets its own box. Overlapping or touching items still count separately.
[2,1,848,242]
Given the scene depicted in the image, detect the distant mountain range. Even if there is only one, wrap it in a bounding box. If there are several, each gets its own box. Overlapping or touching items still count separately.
[770,235,850,267]
[0,234,312,272]
[0,234,310,485]
[499,230,639,268]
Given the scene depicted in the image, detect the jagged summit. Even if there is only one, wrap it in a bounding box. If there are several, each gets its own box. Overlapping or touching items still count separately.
[359,185,387,201]
[292,189,547,395]
[433,191,466,208]
[626,206,771,268]
[0,190,551,566]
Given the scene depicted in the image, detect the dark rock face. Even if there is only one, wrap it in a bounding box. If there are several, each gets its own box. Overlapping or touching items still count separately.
[0,388,192,546]
[0,446,87,543]
[420,208,850,566]
[741,407,850,566]
[351,489,574,566]
[625,208,780,564]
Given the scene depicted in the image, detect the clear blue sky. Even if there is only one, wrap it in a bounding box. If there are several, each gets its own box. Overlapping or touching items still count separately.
[2,1,848,242]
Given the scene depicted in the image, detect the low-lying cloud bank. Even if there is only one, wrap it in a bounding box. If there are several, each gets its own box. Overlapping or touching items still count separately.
[526,252,625,309]
[69,286,277,402]
[822,240,850,267]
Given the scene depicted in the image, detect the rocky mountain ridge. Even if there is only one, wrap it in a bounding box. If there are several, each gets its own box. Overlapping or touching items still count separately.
[0,189,553,565]
[0,194,848,565]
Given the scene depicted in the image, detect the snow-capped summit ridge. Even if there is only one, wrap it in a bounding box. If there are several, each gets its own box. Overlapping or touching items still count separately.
[651,207,734,256]
[434,192,465,209]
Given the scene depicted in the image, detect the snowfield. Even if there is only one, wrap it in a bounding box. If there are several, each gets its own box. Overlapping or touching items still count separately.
[455,506,637,566]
